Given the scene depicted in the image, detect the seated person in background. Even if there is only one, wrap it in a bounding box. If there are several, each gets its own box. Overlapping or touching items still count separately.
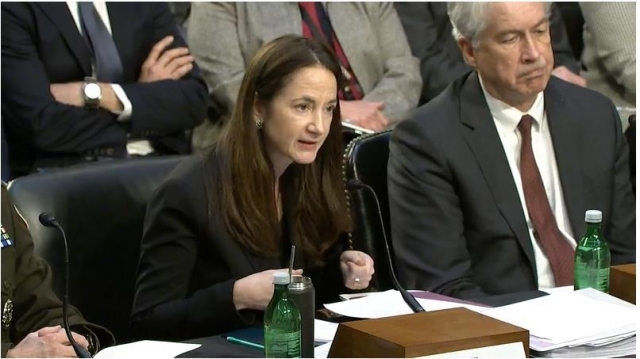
[131,35,375,341]
[388,2,635,301]
[580,2,636,109]
[1,184,115,357]
[1,2,208,179]
[188,2,421,151]
[394,2,586,105]
[2,130,9,182]
[168,2,191,41]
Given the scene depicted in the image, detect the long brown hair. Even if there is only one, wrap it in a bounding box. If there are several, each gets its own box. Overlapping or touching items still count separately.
[205,35,352,264]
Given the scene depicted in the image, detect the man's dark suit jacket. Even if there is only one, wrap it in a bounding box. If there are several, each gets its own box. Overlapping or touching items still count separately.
[1,2,208,177]
[131,154,347,341]
[1,184,115,356]
[394,2,580,105]
[388,72,636,300]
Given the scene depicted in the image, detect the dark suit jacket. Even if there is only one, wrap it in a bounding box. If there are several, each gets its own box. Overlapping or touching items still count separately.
[1,2,208,177]
[394,2,580,105]
[131,154,348,341]
[1,185,114,356]
[388,72,636,300]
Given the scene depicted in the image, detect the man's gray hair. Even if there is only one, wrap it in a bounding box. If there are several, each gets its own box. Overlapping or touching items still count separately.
[448,2,553,48]
[448,2,491,48]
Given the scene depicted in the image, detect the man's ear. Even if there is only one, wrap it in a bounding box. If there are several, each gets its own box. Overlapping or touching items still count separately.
[457,37,478,68]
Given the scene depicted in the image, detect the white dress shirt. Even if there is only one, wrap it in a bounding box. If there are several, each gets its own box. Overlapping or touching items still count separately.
[479,76,576,289]
[66,1,152,155]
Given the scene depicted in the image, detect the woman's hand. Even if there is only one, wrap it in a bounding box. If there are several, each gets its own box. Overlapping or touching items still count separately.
[340,250,375,290]
[233,268,303,311]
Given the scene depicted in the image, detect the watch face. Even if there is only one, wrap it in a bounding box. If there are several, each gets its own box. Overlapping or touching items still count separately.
[85,83,101,99]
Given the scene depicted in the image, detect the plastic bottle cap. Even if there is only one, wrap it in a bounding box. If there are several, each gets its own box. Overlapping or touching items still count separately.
[585,210,602,223]
[273,272,291,285]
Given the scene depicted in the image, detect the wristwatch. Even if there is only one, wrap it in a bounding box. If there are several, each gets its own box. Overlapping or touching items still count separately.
[82,76,101,110]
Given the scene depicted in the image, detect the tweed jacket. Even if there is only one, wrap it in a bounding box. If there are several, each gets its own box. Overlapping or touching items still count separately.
[580,2,636,109]
[188,2,421,129]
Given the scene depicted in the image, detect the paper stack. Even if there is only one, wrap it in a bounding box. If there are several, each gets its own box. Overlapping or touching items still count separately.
[325,289,488,318]
[482,288,636,358]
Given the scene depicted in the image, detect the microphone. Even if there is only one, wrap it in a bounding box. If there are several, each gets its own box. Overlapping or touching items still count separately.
[345,179,425,313]
[39,213,92,358]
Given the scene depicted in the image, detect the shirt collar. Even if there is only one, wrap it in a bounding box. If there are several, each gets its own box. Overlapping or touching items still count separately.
[478,74,545,132]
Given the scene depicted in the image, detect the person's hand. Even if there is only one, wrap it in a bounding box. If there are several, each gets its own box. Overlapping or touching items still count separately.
[552,66,587,87]
[340,250,374,290]
[6,325,89,358]
[50,82,83,107]
[233,268,303,311]
[139,35,194,83]
[341,100,389,132]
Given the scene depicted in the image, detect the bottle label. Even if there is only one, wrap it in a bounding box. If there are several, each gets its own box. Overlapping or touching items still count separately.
[265,330,301,358]
[575,264,610,293]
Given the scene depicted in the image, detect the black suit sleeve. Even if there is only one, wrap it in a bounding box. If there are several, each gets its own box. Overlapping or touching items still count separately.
[308,235,354,307]
[395,3,471,104]
[131,170,252,341]
[549,3,580,74]
[606,102,636,264]
[120,3,207,137]
[388,118,489,299]
[1,3,128,155]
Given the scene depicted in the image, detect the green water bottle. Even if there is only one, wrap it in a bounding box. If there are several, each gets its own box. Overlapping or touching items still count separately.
[264,272,301,358]
[574,210,611,292]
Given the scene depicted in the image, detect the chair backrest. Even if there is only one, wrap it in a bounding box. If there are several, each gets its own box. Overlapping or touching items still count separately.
[626,114,635,195]
[343,130,395,290]
[8,156,186,344]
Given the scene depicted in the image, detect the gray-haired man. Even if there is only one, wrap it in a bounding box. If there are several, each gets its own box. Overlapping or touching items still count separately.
[388,2,635,301]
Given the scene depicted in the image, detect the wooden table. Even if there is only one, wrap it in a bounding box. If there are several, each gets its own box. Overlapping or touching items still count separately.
[610,264,635,304]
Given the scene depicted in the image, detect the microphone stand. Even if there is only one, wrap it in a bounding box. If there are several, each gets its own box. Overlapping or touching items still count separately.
[39,213,92,358]
[346,180,425,313]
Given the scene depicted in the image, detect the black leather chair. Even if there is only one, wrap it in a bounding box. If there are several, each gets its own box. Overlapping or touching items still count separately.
[343,130,395,291]
[7,156,186,344]
[626,114,635,195]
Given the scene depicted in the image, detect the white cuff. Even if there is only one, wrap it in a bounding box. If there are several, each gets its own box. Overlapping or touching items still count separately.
[109,84,133,122]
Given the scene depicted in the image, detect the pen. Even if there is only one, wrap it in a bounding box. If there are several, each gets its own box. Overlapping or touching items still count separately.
[226,336,265,350]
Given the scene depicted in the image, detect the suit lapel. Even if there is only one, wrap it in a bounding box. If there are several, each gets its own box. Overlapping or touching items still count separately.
[36,3,92,76]
[459,73,537,273]
[544,79,584,238]
[104,3,132,81]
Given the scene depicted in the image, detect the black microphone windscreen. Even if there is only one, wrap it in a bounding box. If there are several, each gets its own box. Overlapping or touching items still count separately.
[38,212,58,228]
[346,179,363,190]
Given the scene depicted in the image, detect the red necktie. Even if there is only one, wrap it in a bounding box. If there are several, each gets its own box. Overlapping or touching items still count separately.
[298,2,363,101]
[518,115,575,286]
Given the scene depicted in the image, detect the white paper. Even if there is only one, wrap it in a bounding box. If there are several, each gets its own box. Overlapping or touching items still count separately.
[314,319,339,342]
[418,342,526,358]
[94,340,201,358]
[482,290,636,345]
[338,292,374,301]
[576,287,636,309]
[541,285,574,295]
[324,290,487,319]
[314,341,333,358]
